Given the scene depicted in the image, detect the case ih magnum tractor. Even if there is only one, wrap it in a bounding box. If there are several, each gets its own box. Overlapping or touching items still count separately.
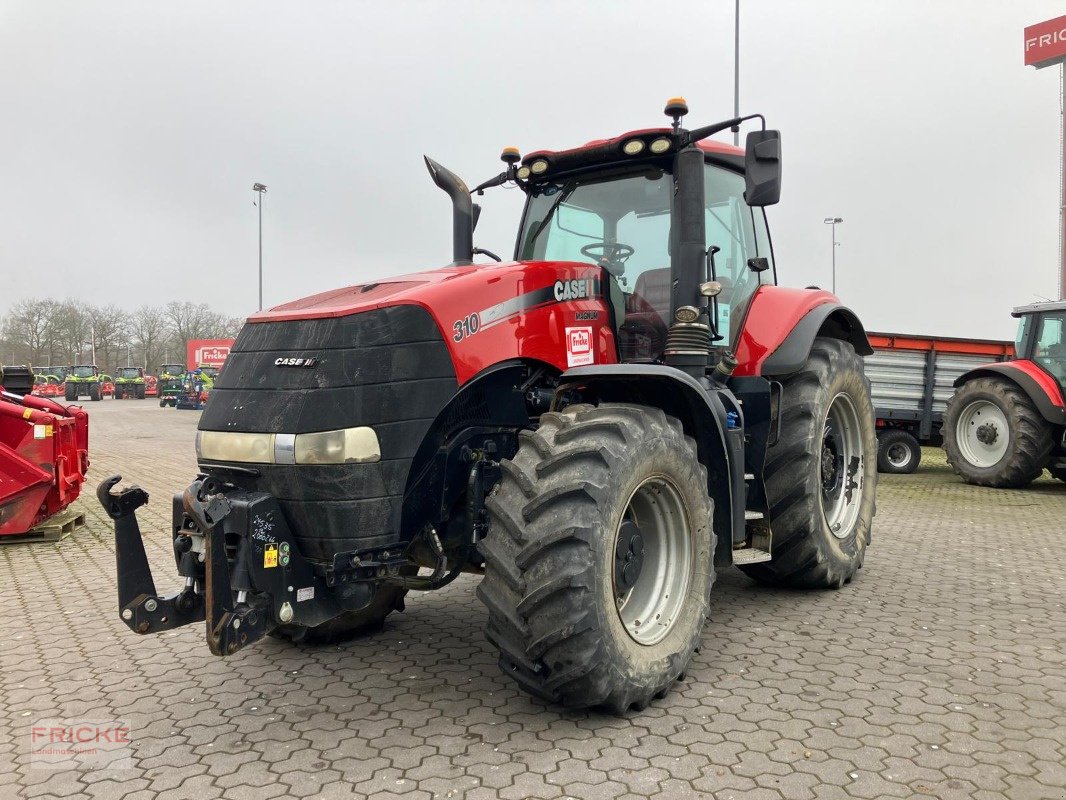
[944,302,1066,487]
[99,100,877,712]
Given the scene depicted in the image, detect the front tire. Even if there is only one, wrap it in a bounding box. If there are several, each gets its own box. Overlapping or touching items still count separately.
[943,378,1053,488]
[876,429,921,474]
[478,403,715,714]
[740,337,877,589]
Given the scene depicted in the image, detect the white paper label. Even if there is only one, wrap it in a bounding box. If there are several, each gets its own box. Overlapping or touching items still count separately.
[296,586,314,602]
[565,326,594,368]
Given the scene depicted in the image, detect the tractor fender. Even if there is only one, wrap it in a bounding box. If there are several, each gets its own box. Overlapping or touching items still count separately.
[732,286,872,377]
[759,303,872,377]
[953,363,1066,427]
[557,364,742,566]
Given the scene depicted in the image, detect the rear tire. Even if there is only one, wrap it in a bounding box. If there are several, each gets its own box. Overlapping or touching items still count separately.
[89,383,101,401]
[739,337,876,589]
[64,383,76,401]
[478,403,715,714]
[136,385,145,399]
[114,386,124,400]
[876,429,921,474]
[943,378,1053,488]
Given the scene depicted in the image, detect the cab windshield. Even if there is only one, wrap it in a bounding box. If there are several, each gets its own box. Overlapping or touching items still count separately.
[118,368,140,378]
[72,366,95,378]
[516,162,773,347]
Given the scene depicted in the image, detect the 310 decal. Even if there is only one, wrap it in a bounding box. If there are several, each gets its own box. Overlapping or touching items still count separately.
[452,312,481,342]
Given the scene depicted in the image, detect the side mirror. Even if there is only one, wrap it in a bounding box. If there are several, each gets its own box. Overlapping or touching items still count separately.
[744,130,781,206]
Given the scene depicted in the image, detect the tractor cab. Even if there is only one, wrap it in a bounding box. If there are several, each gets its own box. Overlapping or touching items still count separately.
[70,365,98,379]
[1014,301,1066,384]
[514,139,773,361]
[159,364,185,379]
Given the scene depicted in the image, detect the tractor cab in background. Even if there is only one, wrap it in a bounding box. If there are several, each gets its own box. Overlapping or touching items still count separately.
[945,301,1066,486]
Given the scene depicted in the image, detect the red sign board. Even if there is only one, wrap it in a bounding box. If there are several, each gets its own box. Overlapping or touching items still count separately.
[1024,15,1066,68]
[186,339,234,371]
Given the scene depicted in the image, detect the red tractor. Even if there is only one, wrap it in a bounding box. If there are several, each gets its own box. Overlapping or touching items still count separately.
[944,301,1066,487]
[99,100,878,713]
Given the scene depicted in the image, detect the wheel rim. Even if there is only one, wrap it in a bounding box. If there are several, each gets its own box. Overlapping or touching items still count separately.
[820,393,866,539]
[885,441,912,469]
[613,475,692,646]
[955,400,1009,468]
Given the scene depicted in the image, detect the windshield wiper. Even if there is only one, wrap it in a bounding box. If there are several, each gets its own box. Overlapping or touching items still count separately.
[524,182,576,252]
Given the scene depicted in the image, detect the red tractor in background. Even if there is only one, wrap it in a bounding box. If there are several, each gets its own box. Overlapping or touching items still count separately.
[944,301,1066,487]
[1,366,90,535]
[99,99,878,713]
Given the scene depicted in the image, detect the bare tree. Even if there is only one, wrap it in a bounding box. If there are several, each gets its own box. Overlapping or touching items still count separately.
[87,305,131,373]
[130,306,168,369]
[2,298,52,365]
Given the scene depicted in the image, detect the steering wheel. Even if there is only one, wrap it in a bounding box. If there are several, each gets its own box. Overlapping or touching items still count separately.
[581,242,635,276]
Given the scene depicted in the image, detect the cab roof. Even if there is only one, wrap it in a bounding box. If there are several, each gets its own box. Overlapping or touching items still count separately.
[1012,300,1066,316]
[521,127,744,179]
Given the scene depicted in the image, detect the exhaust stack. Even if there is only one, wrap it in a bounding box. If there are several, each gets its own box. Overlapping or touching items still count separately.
[424,156,474,266]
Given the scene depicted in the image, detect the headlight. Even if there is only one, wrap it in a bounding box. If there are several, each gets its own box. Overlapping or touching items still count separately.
[530,159,549,175]
[649,137,671,154]
[622,139,645,155]
[516,166,531,180]
[196,426,381,465]
[294,427,380,464]
[197,431,274,463]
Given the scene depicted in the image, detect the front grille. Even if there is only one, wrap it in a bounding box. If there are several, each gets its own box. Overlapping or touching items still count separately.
[199,304,458,560]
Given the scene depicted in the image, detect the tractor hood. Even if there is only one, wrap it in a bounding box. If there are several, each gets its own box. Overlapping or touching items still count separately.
[242,259,613,386]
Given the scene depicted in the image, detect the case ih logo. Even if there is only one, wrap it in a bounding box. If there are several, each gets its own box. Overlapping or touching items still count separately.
[186,339,235,370]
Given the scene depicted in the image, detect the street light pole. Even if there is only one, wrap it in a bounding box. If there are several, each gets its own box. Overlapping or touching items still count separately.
[823,217,843,294]
[733,0,740,147]
[253,183,269,311]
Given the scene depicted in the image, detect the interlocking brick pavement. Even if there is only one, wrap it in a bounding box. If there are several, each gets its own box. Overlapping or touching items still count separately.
[1,400,1064,799]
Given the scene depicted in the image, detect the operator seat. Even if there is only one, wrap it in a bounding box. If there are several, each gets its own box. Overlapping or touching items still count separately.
[619,268,671,362]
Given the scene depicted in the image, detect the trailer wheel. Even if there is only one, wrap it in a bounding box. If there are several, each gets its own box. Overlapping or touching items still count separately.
[89,383,101,401]
[876,430,921,474]
[478,403,715,714]
[740,337,876,589]
[943,378,1053,488]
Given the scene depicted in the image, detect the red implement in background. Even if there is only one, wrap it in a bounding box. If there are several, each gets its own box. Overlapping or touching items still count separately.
[145,375,158,397]
[0,388,90,535]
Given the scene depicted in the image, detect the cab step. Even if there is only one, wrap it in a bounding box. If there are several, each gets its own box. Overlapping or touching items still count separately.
[731,546,772,565]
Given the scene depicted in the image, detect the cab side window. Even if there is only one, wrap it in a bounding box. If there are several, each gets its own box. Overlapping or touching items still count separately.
[704,164,773,341]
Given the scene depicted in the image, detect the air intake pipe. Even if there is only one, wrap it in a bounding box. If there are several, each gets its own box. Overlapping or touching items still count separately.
[424,156,474,266]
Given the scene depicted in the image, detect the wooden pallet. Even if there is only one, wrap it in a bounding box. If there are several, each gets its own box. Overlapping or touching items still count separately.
[0,509,86,545]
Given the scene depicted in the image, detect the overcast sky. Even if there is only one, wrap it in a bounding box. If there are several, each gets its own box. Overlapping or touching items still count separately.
[1,1,1063,339]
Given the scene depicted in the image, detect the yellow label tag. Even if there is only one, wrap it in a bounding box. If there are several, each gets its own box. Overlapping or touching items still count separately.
[23,408,32,419]
[263,543,279,569]
[45,425,53,437]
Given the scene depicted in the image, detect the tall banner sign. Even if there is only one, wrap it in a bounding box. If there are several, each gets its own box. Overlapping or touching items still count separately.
[186,339,234,371]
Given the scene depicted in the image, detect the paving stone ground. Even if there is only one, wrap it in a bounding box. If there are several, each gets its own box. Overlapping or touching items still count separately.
[2,399,1064,800]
